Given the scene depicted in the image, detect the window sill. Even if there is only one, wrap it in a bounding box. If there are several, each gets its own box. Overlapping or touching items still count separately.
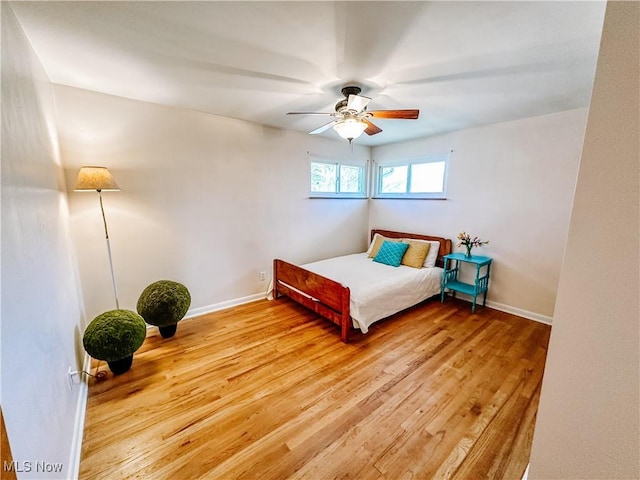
[309,195,368,199]
[372,196,448,200]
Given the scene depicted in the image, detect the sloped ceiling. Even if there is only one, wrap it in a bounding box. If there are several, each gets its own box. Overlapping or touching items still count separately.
[11,1,606,146]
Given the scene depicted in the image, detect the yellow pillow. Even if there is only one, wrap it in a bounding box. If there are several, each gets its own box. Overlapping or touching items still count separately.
[400,240,431,268]
[367,234,400,258]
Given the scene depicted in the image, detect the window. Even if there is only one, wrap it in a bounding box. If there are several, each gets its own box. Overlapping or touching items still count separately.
[375,154,449,199]
[310,159,367,198]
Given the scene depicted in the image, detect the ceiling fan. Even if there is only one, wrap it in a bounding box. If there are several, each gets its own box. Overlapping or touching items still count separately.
[287,86,419,143]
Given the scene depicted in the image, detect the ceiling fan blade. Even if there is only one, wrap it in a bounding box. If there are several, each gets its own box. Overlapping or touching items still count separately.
[369,109,420,119]
[346,94,371,113]
[309,121,338,135]
[287,112,334,115]
[363,119,382,136]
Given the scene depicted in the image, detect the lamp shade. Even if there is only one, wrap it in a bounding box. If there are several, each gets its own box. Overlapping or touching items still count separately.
[333,118,367,140]
[74,166,120,191]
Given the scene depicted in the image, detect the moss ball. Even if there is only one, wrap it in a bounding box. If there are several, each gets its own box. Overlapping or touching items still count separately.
[137,280,191,327]
[82,310,147,362]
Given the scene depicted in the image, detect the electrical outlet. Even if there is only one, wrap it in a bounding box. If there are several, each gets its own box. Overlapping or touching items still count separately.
[67,367,74,389]
[67,367,80,388]
[259,271,266,281]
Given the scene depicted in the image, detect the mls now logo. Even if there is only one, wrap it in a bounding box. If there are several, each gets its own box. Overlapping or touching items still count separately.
[3,461,64,473]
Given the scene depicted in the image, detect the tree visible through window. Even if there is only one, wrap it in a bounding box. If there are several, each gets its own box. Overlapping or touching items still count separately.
[311,162,337,193]
[380,165,409,193]
[310,160,366,197]
[339,165,363,193]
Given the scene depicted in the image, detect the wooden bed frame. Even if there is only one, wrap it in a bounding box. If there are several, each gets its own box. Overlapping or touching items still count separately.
[272,229,452,343]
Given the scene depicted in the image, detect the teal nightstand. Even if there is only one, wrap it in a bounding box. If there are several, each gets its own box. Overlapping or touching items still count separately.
[441,253,492,313]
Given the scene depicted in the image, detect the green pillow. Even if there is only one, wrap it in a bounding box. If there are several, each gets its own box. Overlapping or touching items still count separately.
[373,240,410,267]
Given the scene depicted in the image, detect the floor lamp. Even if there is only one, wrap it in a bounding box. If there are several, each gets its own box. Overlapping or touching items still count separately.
[74,166,121,309]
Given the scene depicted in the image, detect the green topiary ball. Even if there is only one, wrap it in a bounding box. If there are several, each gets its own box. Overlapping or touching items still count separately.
[137,280,191,327]
[82,310,147,362]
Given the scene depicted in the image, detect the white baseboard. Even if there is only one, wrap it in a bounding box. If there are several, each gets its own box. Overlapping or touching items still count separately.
[67,352,91,480]
[448,293,553,325]
[184,292,266,320]
[486,300,553,325]
[143,293,268,330]
[185,291,553,326]
[522,463,530,480]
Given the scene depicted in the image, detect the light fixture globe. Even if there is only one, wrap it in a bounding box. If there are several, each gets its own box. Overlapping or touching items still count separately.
[333,118,367,140]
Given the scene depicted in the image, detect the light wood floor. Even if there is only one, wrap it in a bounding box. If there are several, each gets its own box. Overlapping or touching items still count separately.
[80,297,550,480]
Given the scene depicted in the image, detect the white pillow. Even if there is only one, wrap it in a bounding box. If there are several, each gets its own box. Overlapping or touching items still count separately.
[366,233,383,255]
[424,241,441,267]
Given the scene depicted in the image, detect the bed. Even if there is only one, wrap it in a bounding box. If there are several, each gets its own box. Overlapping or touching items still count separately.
[272,229,452,342]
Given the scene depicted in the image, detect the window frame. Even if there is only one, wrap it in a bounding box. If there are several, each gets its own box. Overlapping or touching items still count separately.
[309,156,368,199]
[373,153,450,200]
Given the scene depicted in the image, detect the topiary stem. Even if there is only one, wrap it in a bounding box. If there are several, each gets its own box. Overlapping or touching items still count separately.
[159,324,178,338]
[107,356,133,375]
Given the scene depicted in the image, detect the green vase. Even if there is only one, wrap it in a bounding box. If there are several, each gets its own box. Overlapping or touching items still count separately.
[465,245,473,258]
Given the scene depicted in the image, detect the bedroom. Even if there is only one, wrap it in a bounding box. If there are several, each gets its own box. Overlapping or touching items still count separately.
[1,1,638,479]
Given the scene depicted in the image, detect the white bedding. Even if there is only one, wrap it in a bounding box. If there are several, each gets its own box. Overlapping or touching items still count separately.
[300,253,443,334]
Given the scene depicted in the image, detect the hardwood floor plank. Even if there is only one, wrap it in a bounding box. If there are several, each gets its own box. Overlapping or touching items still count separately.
[80,297,550,480]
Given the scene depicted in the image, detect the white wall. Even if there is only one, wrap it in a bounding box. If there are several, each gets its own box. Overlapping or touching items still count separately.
[56,83,590,323]
[529,1,639,478]
[1,4,86,479]
[54,85,370,321]
[370,109,588,320]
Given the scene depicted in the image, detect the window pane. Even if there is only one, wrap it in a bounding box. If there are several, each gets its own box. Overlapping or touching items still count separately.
[410,161,446,193]
[310,162,337,193]
[380,166,408,193]
[339,165,363,193]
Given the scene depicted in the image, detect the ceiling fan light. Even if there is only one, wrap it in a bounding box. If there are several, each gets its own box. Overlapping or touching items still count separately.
[333,119,367,140]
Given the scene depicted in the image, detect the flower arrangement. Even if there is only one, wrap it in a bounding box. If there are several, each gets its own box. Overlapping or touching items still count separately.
[457,231,489,257]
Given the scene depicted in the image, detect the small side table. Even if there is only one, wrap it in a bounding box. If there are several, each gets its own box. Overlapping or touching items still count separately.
[441,253,492,313]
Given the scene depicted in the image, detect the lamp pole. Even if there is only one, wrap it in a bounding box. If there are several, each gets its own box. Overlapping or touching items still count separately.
[97,189,120,309]
[74,166,121,310]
